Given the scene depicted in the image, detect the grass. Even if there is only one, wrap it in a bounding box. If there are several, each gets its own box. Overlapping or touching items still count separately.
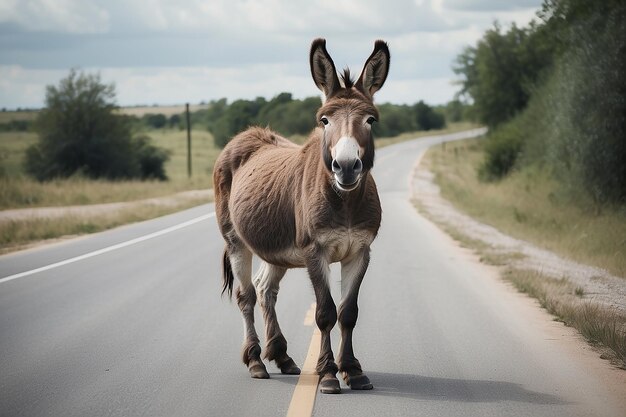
[116,103,209,117]
[0,122,478,210]
[0,128,216,251]
[0,121,480,251]
[0,110,38,123]
[0,129,216,209]
[0,131,38,178]
[424,138,626,278]
[0,105,209,122]
[0,196,209,254]
[504,269,626,367]
[417,138,626,367]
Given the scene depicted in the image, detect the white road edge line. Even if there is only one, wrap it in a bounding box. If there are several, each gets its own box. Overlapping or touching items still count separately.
[0,212,215,285]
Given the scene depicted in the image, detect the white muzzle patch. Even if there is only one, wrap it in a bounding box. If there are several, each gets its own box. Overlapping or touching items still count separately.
[333,136,360,162]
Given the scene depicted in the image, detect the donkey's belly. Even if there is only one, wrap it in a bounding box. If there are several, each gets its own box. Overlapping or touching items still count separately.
[239,227,374,269]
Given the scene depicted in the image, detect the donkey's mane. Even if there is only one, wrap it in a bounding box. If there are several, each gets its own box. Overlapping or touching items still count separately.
[340,68,355,88]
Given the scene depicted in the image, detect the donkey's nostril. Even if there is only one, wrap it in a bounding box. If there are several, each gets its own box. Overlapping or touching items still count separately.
[331,159,341,173]
[353,158,363,173]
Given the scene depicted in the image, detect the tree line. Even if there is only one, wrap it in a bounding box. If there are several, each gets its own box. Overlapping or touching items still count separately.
[18,68,463,182]
[187,93,447,148]
[454,0,625,205]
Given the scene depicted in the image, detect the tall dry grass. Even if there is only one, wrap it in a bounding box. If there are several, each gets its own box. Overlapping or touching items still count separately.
[0,129,216,209]
[0,123,479,210]
[0,196,209,253]
[425,138,626,278]
[419,138,626,367]
[504,269,625,367]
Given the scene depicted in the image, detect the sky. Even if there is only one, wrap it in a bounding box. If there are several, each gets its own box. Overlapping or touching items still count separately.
[0,0,543,109]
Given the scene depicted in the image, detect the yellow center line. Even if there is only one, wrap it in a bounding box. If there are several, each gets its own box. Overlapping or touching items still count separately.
[286,303,320,417]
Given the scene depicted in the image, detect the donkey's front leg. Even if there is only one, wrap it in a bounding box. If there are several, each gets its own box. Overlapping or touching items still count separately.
[306,251,340,394]
[338,247,373,390]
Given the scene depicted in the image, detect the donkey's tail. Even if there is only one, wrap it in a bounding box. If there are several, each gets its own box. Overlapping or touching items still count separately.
[221,248,235,298]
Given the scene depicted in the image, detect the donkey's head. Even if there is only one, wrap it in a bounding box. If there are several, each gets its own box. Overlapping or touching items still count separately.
[310,38,390,192]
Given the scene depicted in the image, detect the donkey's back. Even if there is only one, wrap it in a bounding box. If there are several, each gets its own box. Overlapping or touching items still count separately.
[213,127,297,197]
[213,126,298,220]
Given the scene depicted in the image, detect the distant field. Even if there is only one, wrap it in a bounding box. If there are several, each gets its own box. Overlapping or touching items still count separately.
[0,122,477,210]
[0,129,215,209]
[0,123,480,252]
[0,111,38,123]
[0,103,211,124]
[0,131,37,178]
[117,104,210,117]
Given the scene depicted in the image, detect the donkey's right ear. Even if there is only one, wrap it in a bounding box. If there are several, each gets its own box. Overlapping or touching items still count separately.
[310,38,341,98]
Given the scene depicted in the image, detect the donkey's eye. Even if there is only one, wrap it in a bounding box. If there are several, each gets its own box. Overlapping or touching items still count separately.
[366,116,377,125]
[320,116,329,126]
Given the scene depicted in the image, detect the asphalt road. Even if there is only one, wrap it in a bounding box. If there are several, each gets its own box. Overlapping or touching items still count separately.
[1,129,624,417]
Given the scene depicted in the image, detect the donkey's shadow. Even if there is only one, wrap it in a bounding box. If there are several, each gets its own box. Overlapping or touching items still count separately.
[272,371,566,405]
[336,372,566,405]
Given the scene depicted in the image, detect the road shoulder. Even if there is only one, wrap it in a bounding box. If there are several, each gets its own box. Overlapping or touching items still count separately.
[409,147,626,407]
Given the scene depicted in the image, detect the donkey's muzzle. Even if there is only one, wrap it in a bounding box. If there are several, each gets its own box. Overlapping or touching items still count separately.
[332,157,363,191]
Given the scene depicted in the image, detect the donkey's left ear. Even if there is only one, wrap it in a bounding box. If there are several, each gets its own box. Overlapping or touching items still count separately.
[357,40,390,98]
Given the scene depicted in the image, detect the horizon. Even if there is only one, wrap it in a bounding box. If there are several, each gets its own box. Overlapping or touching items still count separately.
[0,0,542,109]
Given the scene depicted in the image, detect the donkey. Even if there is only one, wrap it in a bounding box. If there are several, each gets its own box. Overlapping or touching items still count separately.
[213,38,390,394]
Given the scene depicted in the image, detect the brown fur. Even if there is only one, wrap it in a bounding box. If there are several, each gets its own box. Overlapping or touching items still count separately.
[215,124,381,267]
[213,38,390,389]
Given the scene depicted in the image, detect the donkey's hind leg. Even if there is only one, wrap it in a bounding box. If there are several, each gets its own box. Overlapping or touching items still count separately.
[230,246,269,379]
[254,262,301,375]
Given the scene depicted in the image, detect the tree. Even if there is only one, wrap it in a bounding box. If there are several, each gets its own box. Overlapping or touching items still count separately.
[211,98,265,148]
[143,113,167,129]
[539,0,626,204]
[413,101,445,131]
[453,21,554,127]
[25,70,169,181]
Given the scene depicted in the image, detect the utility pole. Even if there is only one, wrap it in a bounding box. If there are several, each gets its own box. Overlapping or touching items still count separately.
[186,103,191,178]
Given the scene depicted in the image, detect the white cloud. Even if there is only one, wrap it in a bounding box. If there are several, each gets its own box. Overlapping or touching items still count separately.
[0,63,459,109]
[2,0,454,35]
[0,0,545,107]
[442,0,541,12]
[0,0,110,33]
[0,65,66,108]
[102,65,317,106]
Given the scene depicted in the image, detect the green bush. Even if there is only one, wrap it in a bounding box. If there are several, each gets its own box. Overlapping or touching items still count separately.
[479,120,524,181]
[459,0,625,206]
[143,113,167,129]
[414,100,446,130]
[522,1,626,204]
[133,134,170,180]
[25,70,170,181]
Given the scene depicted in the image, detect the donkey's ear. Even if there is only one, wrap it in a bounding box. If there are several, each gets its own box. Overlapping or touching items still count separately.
[310,38,341,98]
[357,40,390,98]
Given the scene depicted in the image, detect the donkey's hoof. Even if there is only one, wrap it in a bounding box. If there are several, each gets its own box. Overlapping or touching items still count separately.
[343,372,373,390]
[279,358,301,375]
[249,361,270,379]
[319,374,341,394]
